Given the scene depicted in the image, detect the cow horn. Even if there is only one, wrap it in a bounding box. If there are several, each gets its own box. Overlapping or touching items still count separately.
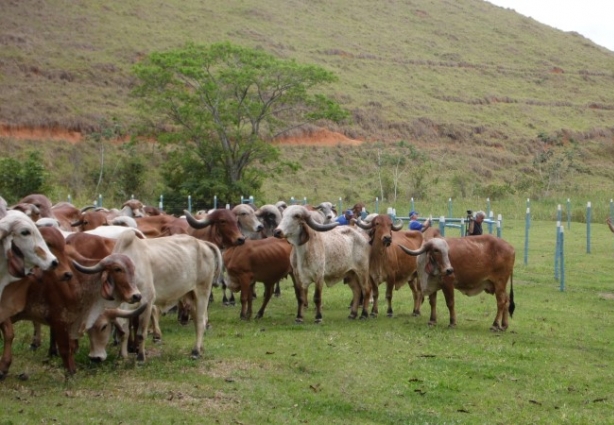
[103,302,148,320]
[72,258,105,274]
[315,203,325,210]
[398,239,433,256]
[392,219,404,231]
[355,217,373,230]
[305,214,338,231]
[70,219,84,227]
[80,205,96,213]
[184,210,211,229]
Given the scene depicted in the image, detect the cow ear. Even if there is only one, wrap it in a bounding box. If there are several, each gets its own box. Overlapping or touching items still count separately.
[7,243,26,278]
[298,222,310,246]
[424,253,435,276]
[101,271,115,301]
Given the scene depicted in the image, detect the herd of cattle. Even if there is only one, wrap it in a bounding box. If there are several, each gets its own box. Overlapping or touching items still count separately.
[0,194,516,378]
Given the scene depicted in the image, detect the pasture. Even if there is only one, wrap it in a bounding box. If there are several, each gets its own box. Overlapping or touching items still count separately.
[1,218,614,424]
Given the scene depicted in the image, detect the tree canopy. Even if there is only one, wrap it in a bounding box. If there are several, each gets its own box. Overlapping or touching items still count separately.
[131,42,349,206]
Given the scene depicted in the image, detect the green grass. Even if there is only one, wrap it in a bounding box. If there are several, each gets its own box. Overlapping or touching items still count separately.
[1,219,614,424]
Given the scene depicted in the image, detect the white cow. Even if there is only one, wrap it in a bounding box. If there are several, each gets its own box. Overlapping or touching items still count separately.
[273,205,371,323]
[87,230,223,361]
[0,208,58,301]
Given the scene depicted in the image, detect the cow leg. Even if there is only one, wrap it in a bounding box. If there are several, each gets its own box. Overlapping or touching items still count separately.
[255,283,274,319]
[428,292,438,326]
[274,280,281,298]
[293,277,306,323]
[239,278,254,320]
[360,279,370,319]
[30,322,42,351]
[370,279,380,318]
[345,277,361,320]
[150,306,162,343]
[136,305,153,362]
[191,286,212,358]
[314,282,324,323]
[385,281,394,317]
[53,324,76,375]
[409,276,422,316]
[0,320,14,380]
[492,288,509,331]
[440,283,457,328]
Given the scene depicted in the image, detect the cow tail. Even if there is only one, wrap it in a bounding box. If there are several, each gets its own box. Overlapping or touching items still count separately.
[205,241,224,288]
[508,272,515,318]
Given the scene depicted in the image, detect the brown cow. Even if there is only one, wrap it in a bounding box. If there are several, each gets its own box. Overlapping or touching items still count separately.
[223,237,298,320]
[355,214,424,317]
[0,227,142,376]
[399,234,515,331]
[135,214,189,238]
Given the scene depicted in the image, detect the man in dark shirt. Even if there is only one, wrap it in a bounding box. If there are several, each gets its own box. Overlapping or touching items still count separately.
[468,210,485,236]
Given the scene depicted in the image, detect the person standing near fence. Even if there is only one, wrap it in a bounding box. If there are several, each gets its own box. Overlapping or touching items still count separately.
[468,210,485,236]
[606,217,614,233]
[409,210,430,232]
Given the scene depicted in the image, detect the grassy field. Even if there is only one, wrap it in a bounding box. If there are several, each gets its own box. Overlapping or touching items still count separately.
[1,218,614,424]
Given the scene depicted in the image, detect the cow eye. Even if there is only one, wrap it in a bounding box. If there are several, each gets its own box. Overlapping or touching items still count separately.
[21,229,31,236]
[101,324,107,332]
[114,267,122,273]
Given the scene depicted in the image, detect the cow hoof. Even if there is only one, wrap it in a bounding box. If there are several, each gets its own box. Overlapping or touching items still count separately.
[387,313,393,318]
[315,318,323,324]
[137,353,145,362]
[0,372,6,381]
[347,314,357,320]
[412,311,421,317]
[190,349,201,359]
[428,321,436,327]
[295,318,304,324]
[490,326,503,332]
[153,336,161,343]
[359,315,368,321]
[370,312,378,318]
[18,373,29,381]
[30,343,39,351]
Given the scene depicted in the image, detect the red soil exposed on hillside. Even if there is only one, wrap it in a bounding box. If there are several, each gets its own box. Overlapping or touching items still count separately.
[0,125,362,147]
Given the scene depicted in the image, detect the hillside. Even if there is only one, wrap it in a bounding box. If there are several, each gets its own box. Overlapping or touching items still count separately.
[1,0,614,207]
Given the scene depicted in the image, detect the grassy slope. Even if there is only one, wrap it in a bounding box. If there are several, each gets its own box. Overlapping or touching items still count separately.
[1,0,614,207]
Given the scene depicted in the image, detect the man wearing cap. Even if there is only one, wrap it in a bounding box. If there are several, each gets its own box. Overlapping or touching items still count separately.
[409,210,430,232]
[336,209,354,225]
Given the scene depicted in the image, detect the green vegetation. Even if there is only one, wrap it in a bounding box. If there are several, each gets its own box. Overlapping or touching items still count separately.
[1,219,614,424]
[132,42,346,203]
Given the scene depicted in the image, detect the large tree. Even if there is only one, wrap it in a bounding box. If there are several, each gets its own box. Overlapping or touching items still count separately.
[132,42,348,206]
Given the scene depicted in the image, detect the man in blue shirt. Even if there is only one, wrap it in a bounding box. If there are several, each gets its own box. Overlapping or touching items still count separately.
[336,209,354,225]
[409,210,430,232]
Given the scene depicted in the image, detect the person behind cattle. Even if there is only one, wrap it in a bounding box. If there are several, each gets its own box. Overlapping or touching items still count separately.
[467,210,486,236]
[409,210,430,232]
[607,217,614,233]
[335,209,354,225]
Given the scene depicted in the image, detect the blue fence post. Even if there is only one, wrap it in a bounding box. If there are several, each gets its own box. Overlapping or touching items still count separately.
[225,203,230,210]
[188,195,192,213]
[98,194,103,208]
[460,218,466,236]
[497,214,502,238]
[410,197,414,215]
[290,196,295,205]
[448,198,452,218]
[567,198,571,230]
[486,198,491,218]
[131,194,135,200]
[559,226,565,291]
[303,197,307,206]
[439,216,446,237]
[524,207,530,265]
[338,197,343,214]
[375,197,379,214]
[213,195,218,209]
[159,194,163,210]
[67,194,72,204]
[555,220,561,280]
[586,201,592,254]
